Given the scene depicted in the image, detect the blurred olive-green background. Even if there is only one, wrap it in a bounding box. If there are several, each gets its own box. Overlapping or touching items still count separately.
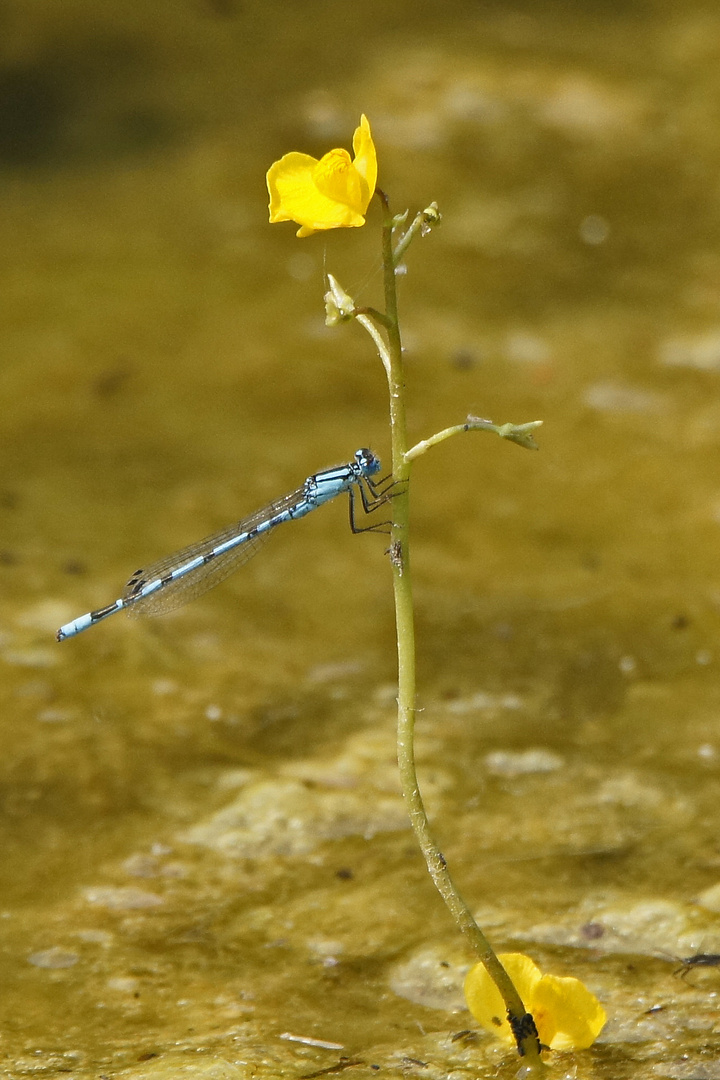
[3,1,720,1077]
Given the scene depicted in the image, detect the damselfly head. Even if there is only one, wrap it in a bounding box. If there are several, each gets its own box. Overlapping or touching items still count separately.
[355,448,381,476]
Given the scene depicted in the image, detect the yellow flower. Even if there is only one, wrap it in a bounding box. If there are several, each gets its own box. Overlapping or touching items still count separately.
[267,115,377,238]
[464,953,606,1052]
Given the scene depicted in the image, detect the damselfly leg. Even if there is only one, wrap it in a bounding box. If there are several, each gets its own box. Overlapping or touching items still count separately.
[348,475,406,534]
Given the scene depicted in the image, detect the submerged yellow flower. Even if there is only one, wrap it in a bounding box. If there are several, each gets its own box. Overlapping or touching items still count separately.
[267,115,377,238]
[464,953,606,1052]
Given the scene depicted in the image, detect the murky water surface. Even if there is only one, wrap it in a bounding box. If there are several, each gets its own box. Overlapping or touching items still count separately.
[2,1,720,1076]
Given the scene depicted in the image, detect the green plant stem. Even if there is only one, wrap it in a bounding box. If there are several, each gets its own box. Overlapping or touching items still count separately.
[355,314,392,380]
[373,189,544,1066]
[405,417,543,461]
[391,202,439,266]
[391,210,424,266]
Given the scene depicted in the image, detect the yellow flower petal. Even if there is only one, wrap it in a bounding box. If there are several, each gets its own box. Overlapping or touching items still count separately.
[313,149,363,209]
[267,152,319,223]
[464,953,542,1046]
[352,114,377,197]
[266,115,377,237]
[464,953,606,1052]
[531,974,607,1051]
